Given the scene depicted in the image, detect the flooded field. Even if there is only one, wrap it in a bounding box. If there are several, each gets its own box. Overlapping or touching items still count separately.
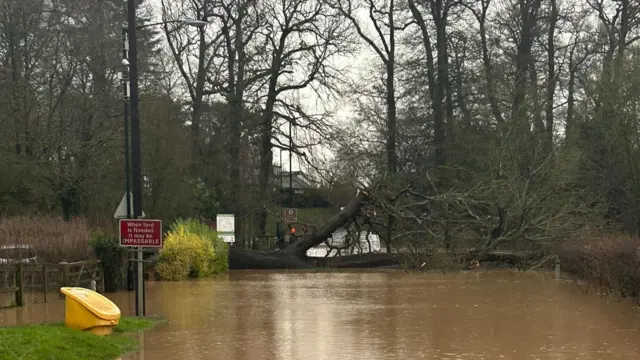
[2,270,640,359]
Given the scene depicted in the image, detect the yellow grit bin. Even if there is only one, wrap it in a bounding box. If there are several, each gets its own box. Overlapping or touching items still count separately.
[59,287,121,336]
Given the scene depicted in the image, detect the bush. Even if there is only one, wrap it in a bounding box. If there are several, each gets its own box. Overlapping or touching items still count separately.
[559,235,640,300]
[180,218,229,274]
[155,218,228,281]
[0,216,92,263]
[89,232,126,292]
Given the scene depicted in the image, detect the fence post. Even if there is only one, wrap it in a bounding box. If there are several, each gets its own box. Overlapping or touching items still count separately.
[15,263,24,307]
[100,265,105,293]
[42,263,48,303]
[58,262,69,300]
[62,263,70,287]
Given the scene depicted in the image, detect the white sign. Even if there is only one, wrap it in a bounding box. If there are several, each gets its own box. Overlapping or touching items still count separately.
[220,235,235,243]
[114,192,146,219]
[216,214,235,233]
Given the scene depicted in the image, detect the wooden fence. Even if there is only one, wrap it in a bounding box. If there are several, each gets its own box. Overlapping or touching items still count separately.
[0,260,104,308]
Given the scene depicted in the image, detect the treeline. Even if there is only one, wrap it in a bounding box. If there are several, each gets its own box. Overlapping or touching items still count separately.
[325,0,640,258]
[1,0,640,260]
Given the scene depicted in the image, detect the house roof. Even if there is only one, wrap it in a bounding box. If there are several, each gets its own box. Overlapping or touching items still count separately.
[275,171,312,189]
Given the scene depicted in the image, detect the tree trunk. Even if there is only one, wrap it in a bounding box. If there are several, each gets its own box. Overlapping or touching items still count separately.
[566,69,576,142]
[386,0,398,256]
[227,4,246,246]
[407,0,444,166]
[476,1,504,127]
[190,27,208,176]
[511,0,540,126]
[432,1,448,166]
[544,0,557,149]
[228,190,540,269]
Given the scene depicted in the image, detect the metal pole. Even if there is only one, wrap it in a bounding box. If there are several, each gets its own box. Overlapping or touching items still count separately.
[122,26,135,296]
[280,149,283,203]
[289,120,293,207]
[127,2,142,219]
[127,0,144,317]
[279,149,283,246]
[122,27,131,220]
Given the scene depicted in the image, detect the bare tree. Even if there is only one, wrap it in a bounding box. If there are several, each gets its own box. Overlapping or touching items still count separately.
[253,0,350,234]
[161,0,222,174]
[407,0,459,166]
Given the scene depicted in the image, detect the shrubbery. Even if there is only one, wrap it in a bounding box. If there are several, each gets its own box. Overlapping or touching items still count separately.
[89,232,126,292]
[559,235,640,300]
[0,216,92,262]
[155,218,228,281]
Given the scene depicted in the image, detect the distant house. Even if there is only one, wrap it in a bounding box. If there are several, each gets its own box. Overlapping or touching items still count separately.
[272,166,313,194]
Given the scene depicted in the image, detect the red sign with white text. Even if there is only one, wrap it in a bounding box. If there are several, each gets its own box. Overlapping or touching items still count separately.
[119,219,163,247]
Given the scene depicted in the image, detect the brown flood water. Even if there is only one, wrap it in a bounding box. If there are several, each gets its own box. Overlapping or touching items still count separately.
[2,270,640,359]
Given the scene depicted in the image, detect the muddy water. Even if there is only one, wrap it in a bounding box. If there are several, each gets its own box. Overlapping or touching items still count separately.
[2,270,640,359]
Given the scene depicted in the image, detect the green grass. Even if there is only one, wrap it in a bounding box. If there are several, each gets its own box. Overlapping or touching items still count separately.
[113,316,157,333]
[0,316,157,360]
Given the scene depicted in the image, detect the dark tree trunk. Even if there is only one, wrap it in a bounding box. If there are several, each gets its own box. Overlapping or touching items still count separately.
[190,27,208,175]
[407,0,444,166]
[544,0,557,149]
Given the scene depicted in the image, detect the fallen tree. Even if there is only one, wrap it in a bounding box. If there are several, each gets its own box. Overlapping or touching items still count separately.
[229,190,394,269]
[228,189,545,269]
[229,248,399,269]
[228,244,543,269]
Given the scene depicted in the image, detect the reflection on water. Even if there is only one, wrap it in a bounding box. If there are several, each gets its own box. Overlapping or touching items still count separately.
[2,270,640,359]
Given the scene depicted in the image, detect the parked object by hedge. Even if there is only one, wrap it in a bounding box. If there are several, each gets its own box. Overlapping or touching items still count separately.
[155,218,228,281]
[89,232,126,292]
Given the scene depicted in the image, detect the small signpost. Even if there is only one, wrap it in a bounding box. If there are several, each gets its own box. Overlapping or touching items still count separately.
[119,219,163,247]
[284,208,297,223]
[115,192,160,318]
[113,192,146,219]
[216,214,235,243]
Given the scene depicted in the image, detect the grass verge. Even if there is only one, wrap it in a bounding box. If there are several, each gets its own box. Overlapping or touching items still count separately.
[0,316,157,360]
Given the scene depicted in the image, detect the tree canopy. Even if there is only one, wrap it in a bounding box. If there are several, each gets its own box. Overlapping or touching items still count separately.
[1,0,639,259]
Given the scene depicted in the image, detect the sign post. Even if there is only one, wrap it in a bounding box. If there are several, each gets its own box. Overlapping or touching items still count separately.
[114,192,146,219]
[119,219,162,317]
[216,214,235,244]
[284,208,297,223]
[119,219,163,247]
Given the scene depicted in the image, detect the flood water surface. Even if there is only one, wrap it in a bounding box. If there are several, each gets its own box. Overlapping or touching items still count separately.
[2,270,640,359]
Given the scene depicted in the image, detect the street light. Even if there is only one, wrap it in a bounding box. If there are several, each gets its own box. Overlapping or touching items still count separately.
[121,17,206,224]
[122,1,208,316]
[124,16,208,217]
[289,120,293,208]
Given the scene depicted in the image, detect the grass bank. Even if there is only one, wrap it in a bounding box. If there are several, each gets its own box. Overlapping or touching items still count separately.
[0,316,157,360]
[559,235,640,300]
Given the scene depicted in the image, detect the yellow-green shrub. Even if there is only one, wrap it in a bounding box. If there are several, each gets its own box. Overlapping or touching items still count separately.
[180,218,229,274]
[155,219,228,281]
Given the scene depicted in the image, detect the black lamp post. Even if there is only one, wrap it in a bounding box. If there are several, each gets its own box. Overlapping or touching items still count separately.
[122,1,206,316]
[127,0,143,220]
[123,11,208,222]
[289,120,293,207]
[121,27,131,221]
